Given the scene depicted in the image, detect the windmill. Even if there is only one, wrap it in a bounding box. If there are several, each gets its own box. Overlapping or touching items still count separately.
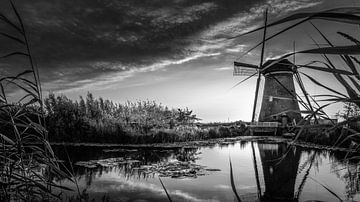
[233,9,318,128]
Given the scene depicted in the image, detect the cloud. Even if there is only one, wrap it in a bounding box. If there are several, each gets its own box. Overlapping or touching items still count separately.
[49,52,221,93]
[225,44,248,53]
[83,173,219,202]
[214,67,232,71]
[214,184,231,189]
[0,0,323,94]
[201,0,322,40]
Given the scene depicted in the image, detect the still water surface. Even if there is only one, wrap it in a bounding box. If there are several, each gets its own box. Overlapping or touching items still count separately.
[54,141,360,202]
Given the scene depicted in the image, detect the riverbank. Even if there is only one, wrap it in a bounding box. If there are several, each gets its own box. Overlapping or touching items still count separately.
[51,136,358,153]
[47,122,248,144]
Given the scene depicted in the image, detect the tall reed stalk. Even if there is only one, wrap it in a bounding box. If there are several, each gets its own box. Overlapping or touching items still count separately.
[0,1,71,201]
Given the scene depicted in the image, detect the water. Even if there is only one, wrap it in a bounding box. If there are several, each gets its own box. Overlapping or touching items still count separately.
[54,141,360,202]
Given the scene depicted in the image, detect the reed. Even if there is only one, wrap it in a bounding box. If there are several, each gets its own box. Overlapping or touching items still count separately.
[0,1,71,200]
[159,177,172,202]
[229,157,242,202]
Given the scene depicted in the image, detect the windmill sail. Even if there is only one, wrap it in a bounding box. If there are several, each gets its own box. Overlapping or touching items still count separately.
[233,66,258,76]
[233,62,258,76]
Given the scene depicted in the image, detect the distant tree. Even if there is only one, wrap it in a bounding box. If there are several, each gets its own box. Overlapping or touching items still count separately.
[99,97,105,111]
[176,108,200,125]
[338,102,360,120]
[79,96,86,116]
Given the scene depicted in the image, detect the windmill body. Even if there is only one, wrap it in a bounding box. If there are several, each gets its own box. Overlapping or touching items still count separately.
[234,58,303,135]
[258,59,301,124]
[233,10,307,135]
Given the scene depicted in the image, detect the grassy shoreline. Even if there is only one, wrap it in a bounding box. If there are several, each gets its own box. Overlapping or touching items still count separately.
[49,135,359,153]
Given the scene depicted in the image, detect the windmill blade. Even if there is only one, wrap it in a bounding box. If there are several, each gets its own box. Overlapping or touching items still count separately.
[251,8,268,122]
[230,72,258,89]
[234,62,259,68]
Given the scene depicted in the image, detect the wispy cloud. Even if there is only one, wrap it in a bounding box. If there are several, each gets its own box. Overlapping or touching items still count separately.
[49,52,221,93]
[203,0,322,39]
[214,67,232,71]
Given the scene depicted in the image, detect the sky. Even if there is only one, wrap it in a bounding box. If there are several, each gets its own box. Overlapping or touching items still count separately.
[0,0,359,122]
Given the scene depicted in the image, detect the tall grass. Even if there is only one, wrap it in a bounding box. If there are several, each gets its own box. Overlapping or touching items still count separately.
[0,1,70,200]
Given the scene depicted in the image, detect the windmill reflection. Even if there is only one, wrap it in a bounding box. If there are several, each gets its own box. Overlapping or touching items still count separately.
[256,143,302,202]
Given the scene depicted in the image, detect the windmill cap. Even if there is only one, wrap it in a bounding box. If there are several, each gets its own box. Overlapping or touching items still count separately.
[262,59,295,74]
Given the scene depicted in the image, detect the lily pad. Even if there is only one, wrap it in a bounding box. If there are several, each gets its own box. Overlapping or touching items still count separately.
[74,157,140,168]
[134,160,220,178]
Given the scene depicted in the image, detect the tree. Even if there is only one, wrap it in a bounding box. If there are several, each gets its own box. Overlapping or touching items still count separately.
[79,96,86,116]
[338,102,360,120]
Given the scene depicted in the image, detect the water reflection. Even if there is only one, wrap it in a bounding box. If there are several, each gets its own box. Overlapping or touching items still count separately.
[53,145,200,181]
[253,142,360,202]
[258,143,301,201]
[330,153,360,201]
[54,142,360,202]
[256,143,301,201]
